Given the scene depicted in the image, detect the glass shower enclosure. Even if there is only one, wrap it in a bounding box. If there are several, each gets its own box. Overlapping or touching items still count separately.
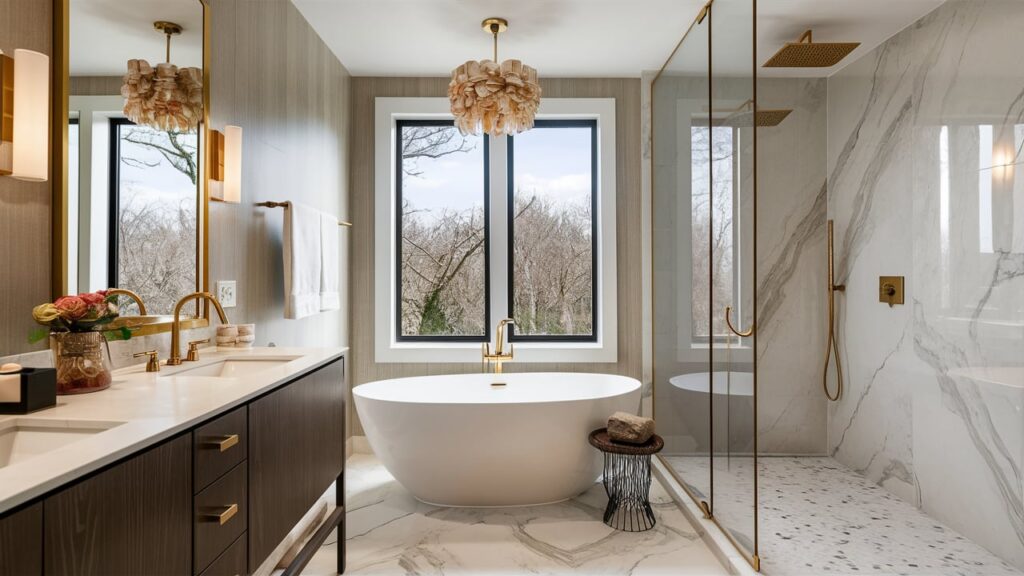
[652,0,759,570]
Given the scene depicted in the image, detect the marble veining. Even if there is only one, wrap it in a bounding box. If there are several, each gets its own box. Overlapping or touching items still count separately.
[827,0,1024,569]
[296,454,728,576]
[754,78,830,455]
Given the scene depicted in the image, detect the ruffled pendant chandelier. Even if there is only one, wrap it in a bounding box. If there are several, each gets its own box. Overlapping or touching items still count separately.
[121,21,203,133]
[448,18,541,137]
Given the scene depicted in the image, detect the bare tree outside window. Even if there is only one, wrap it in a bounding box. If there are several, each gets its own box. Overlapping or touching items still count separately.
[112,122,198,315]
[398,122,487,338]
[510,122,596,339]
[691,125,736,341]
[396,120,601,342]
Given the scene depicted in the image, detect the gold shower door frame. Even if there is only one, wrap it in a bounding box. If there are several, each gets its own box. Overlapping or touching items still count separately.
[650,0,760,571]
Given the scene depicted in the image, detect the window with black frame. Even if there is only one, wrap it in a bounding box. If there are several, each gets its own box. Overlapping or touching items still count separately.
[395,120,490,341]
[107,118,198,315]
[507,119,598,342]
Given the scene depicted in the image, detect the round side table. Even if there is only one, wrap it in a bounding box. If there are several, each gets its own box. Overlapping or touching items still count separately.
[588,428,664,532]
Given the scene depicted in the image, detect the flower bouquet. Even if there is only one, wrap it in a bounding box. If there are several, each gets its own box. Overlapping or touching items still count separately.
[31,291,130,395]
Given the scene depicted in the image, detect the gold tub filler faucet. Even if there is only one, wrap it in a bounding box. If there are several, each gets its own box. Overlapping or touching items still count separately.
[483,318,515,378]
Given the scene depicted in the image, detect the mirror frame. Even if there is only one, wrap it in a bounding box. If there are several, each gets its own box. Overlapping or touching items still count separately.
[52,0,211,337]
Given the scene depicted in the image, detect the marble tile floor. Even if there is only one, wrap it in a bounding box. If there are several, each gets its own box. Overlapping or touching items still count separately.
[664,455,1022,576]
[297,454,728,575]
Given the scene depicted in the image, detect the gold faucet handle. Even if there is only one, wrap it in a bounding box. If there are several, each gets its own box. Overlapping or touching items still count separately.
[133,350,160,372]
[186,338,211,362]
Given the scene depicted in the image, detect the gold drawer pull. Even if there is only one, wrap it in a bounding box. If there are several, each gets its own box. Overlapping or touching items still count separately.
[201,503,238,525]
[202,434,239,452]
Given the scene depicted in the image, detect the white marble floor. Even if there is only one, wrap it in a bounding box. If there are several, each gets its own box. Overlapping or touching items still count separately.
[664,456,1022,576]
[299,454,728,575]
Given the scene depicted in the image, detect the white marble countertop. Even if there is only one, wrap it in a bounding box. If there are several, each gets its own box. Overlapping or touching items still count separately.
[0,346,347,514]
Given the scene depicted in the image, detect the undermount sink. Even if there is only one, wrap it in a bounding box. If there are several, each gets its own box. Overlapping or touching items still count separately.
[0,419,125,469]
[161,356,301,378]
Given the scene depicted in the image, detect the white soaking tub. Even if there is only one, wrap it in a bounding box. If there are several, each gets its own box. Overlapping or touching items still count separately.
[353,372,641,507]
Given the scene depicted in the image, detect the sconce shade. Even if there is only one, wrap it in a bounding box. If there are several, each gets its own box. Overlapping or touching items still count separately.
[210,126,242,203]
[11,49,49,182]
[223,125,242,203]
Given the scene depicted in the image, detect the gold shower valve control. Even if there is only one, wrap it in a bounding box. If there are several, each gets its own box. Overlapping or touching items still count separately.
[879,276,904,307]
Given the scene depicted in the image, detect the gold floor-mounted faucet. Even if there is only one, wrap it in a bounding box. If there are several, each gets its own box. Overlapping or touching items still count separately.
[483,318,515,375]
[168,292,230,366]
[105,288,148,315]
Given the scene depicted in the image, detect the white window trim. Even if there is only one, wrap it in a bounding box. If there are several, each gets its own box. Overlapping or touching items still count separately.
[374,97,618,363]
[673,98,752,363]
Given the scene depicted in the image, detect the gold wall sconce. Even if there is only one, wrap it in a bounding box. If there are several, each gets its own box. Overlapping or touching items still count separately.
[210,125,242,203]
[879,276,904,307]
[0,49,50,181]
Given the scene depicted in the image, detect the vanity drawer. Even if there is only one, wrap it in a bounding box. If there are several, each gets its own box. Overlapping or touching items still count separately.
[198,533,247,576]
[194,462,247,574]
[194,406,247,492]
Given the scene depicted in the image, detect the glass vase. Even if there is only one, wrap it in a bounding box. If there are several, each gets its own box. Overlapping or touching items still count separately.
[50,331,113,395]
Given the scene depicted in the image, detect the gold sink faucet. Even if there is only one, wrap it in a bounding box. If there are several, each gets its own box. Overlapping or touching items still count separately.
[105,288,148,315]
[482,318,515,374]
[168,291,229,366]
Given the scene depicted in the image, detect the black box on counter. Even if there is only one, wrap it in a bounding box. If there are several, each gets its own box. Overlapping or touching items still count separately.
[0,368,58,414]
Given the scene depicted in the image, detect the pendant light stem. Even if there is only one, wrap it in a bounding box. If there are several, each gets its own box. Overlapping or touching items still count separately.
[492,26,498,62]
[166,32,172,63]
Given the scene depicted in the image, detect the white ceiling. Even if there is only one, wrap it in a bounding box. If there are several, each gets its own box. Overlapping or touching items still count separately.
[291,0,946,78]
[70,0,204,77]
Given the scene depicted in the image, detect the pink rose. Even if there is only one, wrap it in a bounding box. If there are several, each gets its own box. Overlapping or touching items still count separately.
[54,295,88,320]
[78,292,105,306]
[77,292,109,317]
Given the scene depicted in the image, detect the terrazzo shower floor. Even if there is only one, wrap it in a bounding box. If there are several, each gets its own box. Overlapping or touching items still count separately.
[663,456,1021,576]
[296,454,728,575]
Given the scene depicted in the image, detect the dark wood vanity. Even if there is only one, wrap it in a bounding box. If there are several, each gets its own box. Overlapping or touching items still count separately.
[0,357,345,576]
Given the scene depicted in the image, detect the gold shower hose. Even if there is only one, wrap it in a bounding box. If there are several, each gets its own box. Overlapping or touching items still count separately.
[823,220,845,401]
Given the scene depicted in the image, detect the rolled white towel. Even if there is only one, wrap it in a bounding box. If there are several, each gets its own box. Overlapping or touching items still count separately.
[216,324,238,338]
[237,323,255,336]
[607,412,655,444]
[215,335,237,347]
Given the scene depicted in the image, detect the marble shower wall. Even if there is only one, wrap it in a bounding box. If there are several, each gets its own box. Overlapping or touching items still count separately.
[756,78,828,454]
[649,75,827,455]
[649,73,827,455]
[826,0,1024,569]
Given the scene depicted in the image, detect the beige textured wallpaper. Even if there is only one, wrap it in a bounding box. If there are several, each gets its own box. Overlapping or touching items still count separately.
[206,0,352,436]
[0,0,53,357]
[349,77,643,436]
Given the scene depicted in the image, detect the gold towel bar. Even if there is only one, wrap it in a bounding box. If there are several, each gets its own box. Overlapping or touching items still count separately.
[255,201,352,227]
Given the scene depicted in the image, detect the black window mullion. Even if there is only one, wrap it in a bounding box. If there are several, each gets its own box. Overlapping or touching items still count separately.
[107,117,136,289]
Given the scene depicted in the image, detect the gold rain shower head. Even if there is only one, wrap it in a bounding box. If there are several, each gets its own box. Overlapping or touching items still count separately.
[709,100,793,128]
[763,29,860,68]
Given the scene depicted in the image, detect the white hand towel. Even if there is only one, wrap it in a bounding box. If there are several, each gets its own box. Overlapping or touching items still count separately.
[283,201,322,319]
[319,212,340,311]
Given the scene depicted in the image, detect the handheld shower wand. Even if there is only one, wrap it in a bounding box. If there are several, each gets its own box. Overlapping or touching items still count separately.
[823,220,845,401]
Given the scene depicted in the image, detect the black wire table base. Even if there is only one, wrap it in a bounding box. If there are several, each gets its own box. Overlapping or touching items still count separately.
[601,452,656,532]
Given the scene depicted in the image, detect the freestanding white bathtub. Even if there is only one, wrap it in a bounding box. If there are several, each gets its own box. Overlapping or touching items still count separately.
[354,372,641,507]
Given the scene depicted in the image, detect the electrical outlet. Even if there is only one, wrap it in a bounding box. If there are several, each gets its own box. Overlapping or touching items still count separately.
[216,280,237,308]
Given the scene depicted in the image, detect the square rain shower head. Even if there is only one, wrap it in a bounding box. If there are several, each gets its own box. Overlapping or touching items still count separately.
[763,30,860,68]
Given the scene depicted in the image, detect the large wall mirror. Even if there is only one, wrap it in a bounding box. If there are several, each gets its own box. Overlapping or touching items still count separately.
[61,0,209,332]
